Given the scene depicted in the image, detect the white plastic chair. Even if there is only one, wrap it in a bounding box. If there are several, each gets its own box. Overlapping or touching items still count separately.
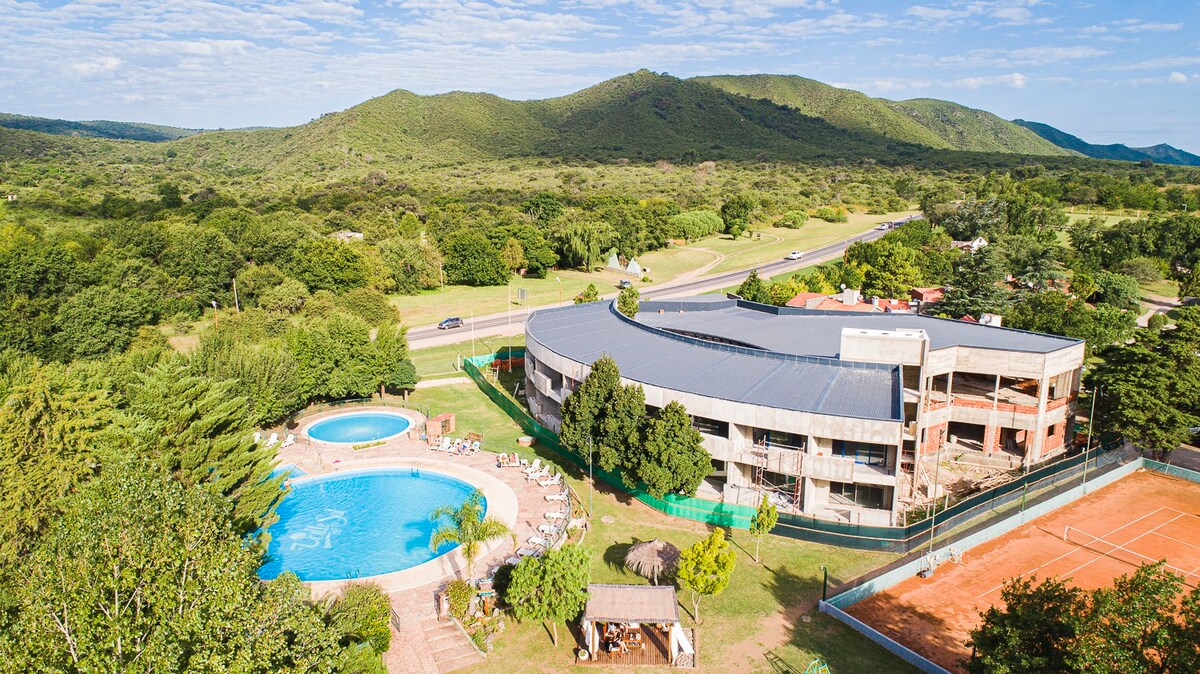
[538,523,560,535]
[545,492,568,502]
[545,510,567,520]
[529,536,548,548]
[538,473,563,488]
[266,432,279,447]
[280,433,296,449]
[522,459,541,475]
[253,432,262,444]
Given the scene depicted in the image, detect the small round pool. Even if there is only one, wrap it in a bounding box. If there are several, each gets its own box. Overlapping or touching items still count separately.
[304,410,412,444]
[259,468,482,582]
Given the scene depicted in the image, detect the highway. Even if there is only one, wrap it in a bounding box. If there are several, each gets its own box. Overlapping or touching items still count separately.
[407,214,920,349]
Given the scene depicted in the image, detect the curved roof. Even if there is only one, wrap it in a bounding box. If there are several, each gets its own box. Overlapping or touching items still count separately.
[525,300,902,422]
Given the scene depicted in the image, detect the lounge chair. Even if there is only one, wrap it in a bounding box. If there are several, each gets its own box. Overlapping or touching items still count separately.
[431,437,451,452]
[522,459,541,475]
[528,536,548,548]
[545,492,568,503]
[266,432,279,447]
[538,523,560,535]
[504,556,521,566]
[515,547,537,558]
[545,510,567,520]
[538,473,563,488]
[253,432,262,444]
[280,433,296,449]
[467,440,481,454]
[452,438,463,452]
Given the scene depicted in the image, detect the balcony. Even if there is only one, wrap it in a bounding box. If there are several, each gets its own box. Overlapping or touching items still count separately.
[802,454,856,482]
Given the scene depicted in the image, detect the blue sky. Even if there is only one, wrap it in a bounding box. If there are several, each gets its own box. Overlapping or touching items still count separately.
[1,0,1197,151]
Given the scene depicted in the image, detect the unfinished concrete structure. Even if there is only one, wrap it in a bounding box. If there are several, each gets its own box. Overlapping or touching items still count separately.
[524,297,1084,526]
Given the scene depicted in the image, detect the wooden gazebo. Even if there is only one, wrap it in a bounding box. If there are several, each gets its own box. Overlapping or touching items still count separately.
[579,584,695,666]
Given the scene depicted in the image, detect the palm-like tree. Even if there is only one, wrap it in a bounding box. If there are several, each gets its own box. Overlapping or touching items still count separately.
[429,489,511,580]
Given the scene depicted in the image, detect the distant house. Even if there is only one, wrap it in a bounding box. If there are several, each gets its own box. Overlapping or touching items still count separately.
[786,288,912,313]
[952,236,988,253]
[330,230,363,242]
[910,287,945,304]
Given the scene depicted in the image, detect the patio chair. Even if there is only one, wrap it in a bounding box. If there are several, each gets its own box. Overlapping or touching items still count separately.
[537,523,560,535]
[253,432,262,444]
[527,466,552,481]
[266,432,279,447]
[538,473,563,488]
[528,535,548,548]
[522,459,541,475]
[280,433,296,449]
[545,510,568,520]
[504,556,521,566]
[467,440,481,454]
[515,547,538,558]
[545,492,568,502]
[434,437,452,452]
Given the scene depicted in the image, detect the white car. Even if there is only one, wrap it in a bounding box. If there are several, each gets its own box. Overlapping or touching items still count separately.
[877,223,891,231]
[785,251,804,260]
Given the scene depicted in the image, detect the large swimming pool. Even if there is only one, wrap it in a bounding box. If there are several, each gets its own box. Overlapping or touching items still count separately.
[258,468,481,582]
[304,410,412,444]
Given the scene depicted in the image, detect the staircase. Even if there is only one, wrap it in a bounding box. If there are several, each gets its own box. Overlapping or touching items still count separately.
[385,589,483,674]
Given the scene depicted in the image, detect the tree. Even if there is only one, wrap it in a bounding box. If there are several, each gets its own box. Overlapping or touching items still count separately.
[749,494,778,564]
[776,211,808,229]
[522,192,565,224]
[378,237,443,294]
[161,225,243,304]
[291,238,370,293]
[51,285,157,360]
[676,528,736,624]
[499,237,527,272]
[937,245,1011,318]
[814,206,847,223]
[259,277,310,313]
[559,356,645,474]
[329,583,392,655]
[505,544,591,646]
[574,283,599,304]
[628,401,710,498]
[1006,290,1136,356]
[736,270,770,303]
[3,462,346,672]
[964,576,1083,674]
[846,240,926,298]
[369,323,419,395]
[617,286,640,317]
[1093,271,1141,310]
[668,211,724,240]
[550,217,615,270]
[720,194,755,235]
[429,489,512,580]
[442,230,509,286]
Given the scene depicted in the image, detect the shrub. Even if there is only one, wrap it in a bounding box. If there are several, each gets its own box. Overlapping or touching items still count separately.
[330,583,392,654]
[667,210,723,240]
[1148,312,1168,331]
[776,211,809,229]
[814,206,848,223]
[335,287,399,324]
[446,579,475,621]
[1114,256,1165,283]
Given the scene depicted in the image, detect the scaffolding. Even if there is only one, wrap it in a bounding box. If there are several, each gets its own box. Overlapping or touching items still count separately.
[750,438,804,513]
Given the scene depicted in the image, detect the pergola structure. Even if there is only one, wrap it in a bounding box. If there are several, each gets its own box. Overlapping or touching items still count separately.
[579,584,694,666]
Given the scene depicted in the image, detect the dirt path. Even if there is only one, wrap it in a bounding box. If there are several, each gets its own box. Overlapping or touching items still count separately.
[724,597,819,672]
[1137,291,1180,327]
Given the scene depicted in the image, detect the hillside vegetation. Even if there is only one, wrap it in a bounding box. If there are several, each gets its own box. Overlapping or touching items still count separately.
[697,74,1071,156]
[1015,119,1200,166]
[0,112,199,142]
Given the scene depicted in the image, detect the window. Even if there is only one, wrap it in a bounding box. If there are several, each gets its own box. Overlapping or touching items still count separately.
[829,481,886,509]
[691,415,729,438]
[833,440,891,467]
[754,429,805,450]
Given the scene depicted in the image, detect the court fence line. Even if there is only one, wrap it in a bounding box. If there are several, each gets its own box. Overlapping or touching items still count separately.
[1143,458,1200,485]
[817,601,952,674]
[463,349,1132,554]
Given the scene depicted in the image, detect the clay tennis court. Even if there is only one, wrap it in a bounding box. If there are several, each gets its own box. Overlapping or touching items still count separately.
[847,470,1200,672]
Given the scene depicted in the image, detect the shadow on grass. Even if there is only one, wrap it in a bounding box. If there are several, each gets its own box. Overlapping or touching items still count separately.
[603,541,635,575]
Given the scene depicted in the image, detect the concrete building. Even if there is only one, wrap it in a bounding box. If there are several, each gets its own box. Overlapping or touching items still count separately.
[524,297,1084,526]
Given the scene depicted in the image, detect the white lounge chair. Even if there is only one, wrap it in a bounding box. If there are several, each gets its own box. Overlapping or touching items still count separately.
[527,466,552,481]
[538,473,563,488]
[266,432,279,447]
[280,433,296,449]
[545,492,568,503]
[522,459,541,475]
[431,437,451,452]
[253,432,262,444]
[505,556,521,566]
[538,523,560,535]
[529,536,548,548]
[515,547,538,558]
[545,510,567,520]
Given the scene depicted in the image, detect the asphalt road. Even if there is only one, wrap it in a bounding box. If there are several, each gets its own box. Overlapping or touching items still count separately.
[407,214,920,349]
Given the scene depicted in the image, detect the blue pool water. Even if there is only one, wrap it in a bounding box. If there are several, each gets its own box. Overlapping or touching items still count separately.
[269,463,306,480]
[306,412,412,443]
[259,468,481,581]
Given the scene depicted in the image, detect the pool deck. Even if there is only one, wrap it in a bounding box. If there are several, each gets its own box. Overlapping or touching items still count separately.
[274,406,582,673]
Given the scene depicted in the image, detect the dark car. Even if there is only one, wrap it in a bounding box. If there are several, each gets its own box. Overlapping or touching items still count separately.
[437,317,464,330]
[617,279,633,290]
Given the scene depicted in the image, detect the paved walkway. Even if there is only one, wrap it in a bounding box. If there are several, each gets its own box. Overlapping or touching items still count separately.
[274,407,580,673]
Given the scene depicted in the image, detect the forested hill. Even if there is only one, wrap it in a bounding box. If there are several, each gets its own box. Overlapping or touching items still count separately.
[1013,119,1200,166]
[0,112,200,142]
[695,74,1072,156]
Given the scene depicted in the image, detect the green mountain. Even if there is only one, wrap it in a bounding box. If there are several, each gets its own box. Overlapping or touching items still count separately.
[1012,120,1200,166]
[0,113,200,142]
[696,75,1071,156]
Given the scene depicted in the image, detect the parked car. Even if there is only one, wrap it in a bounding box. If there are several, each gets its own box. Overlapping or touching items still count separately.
[437,317,464,330]
[617,279,633,289]
[784,251,804,260]
[877,222,892,231]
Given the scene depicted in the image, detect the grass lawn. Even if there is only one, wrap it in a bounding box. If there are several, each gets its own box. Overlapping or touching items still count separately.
[409,334,526,381]
[1140,278,1179,299]
[409,382,916,674]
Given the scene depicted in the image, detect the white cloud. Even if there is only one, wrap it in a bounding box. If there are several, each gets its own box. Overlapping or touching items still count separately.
[1168,71,1189,84]
[66,55,122,76]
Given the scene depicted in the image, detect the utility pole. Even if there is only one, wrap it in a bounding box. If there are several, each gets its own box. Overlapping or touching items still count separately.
[1082,385,1101,493]
[232,277,241,312]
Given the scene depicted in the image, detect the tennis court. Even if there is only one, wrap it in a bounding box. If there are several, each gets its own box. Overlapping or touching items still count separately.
[846,470,1200,672]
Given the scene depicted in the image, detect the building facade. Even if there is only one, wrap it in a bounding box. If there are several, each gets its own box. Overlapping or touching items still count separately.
[524,297,1084,526]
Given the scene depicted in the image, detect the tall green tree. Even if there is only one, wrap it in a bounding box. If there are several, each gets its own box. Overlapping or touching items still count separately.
[965,576,1083,674]
[51,285,157,360]
[937,245,1011,318]
[749,494,778,564]
[125,362,284,533]
[378,237,443,294]
[429,489,512,581]
[736,270,770,303]
[441,230,509,286]
[628,401,710,498]
[559,356,645,474]
[549,217,615,270]
[676,528,736,624]
[617,286,640,317]
[291,238,371,293]
[504,544,591,646]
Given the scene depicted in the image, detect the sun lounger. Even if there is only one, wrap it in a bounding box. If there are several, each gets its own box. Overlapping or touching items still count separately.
[538,473,563,488]
[528,536,548,548]
[545,510,567,520]
[515,547,537,558]
[538,523,560,535]
[280,433,295,449]
[505,556,521,566]
[266,432,279,447]
[254,432,262,444]
[467,440,481,454]
[545,492,568,502]
[527,466,551,481]
[522,459,541,475]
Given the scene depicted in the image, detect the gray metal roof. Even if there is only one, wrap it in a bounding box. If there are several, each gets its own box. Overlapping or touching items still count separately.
[638,298,1080,358]
[525,301,902,421]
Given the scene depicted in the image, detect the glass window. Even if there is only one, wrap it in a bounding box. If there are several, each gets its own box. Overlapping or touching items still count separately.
[828,481,886,509]
[691,415,729,438]
[833,440,891,467]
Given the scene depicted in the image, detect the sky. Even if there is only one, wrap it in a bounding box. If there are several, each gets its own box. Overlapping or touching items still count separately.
[1,0,1197,151]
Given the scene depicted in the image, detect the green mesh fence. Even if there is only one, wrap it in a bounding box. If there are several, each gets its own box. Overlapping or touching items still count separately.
[465,351,1126,552]
[1144,459,1200,485]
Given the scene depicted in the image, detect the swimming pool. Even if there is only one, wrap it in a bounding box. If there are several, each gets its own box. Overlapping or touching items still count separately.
[259,468,481,582]
[304,410,412,444]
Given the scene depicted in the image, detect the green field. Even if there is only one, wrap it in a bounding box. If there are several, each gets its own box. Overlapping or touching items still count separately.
[406,382,914,674]
[410,335,526,381]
